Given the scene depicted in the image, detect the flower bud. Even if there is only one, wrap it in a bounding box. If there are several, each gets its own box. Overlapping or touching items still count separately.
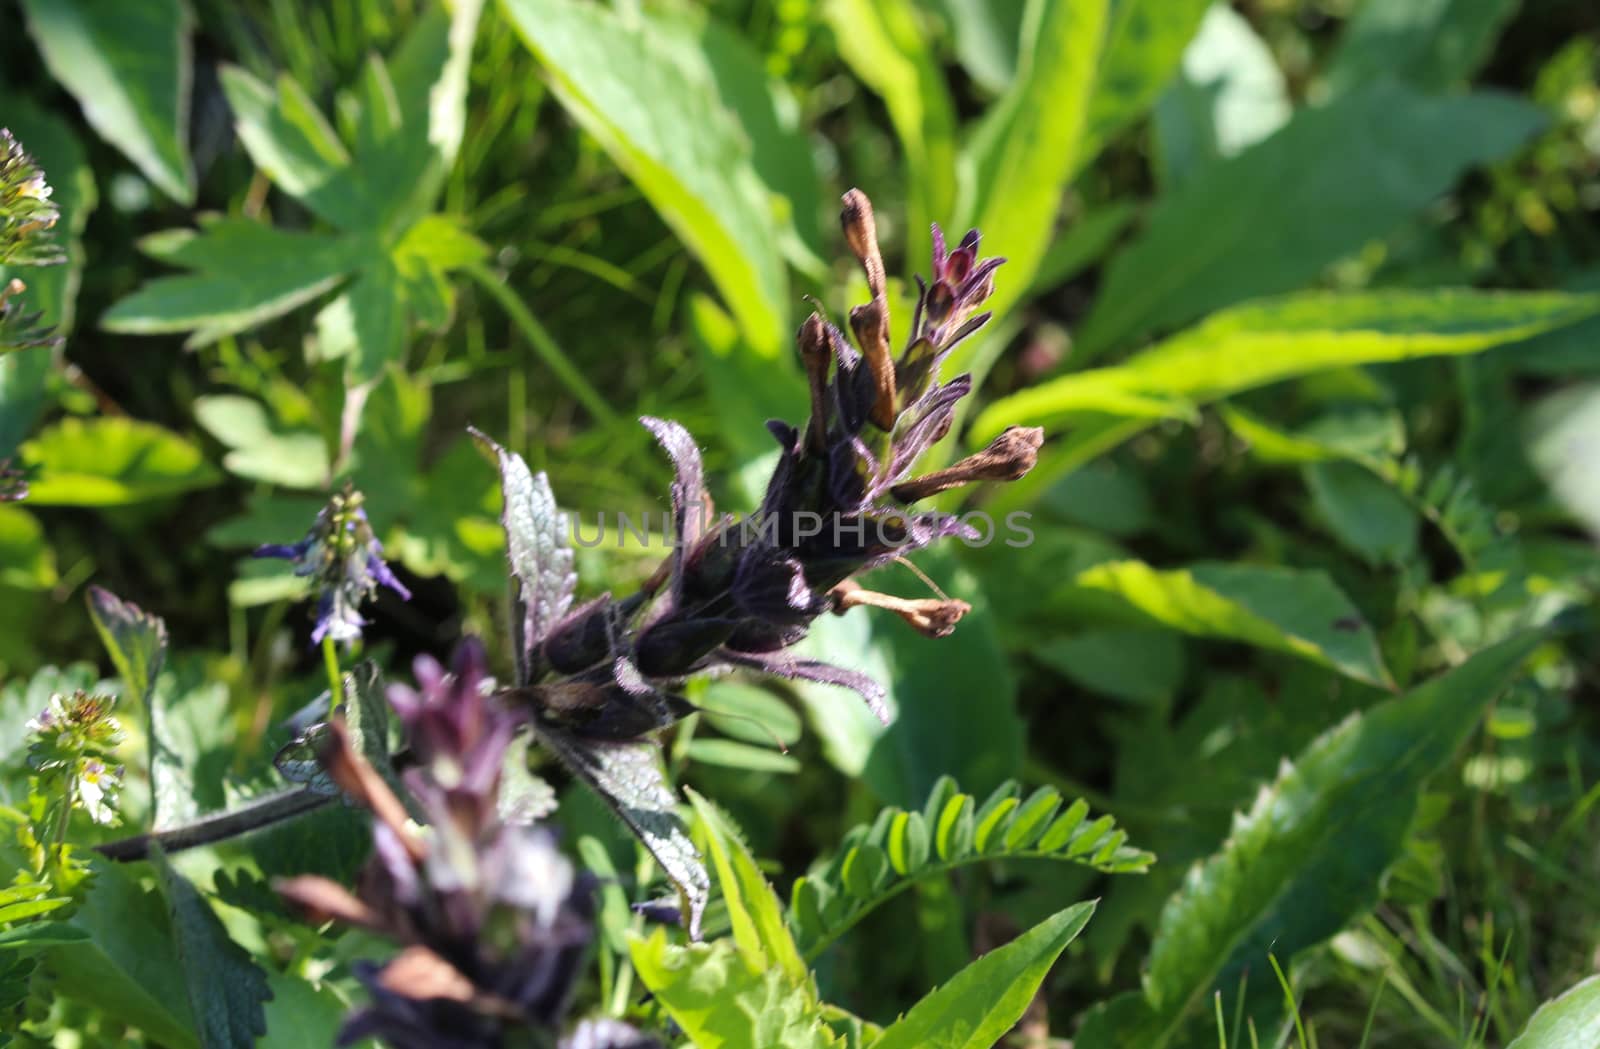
[890,426,1044,502]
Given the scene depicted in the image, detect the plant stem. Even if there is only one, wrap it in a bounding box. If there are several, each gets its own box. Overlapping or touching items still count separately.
[322,635,344,710]
[94,789,333,862]
[462,261,617,425]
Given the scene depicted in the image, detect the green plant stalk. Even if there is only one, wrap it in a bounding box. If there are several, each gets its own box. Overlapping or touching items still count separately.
[463,261,617,425]
[322,635,345,711]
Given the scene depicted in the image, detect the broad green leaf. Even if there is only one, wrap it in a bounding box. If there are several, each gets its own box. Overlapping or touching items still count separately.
[872,900,1095,1049]
[1325,0,1519,96]
[148,659,234,829]
[1526,382,1600,540]
[629,932,837,1049]
[794,551,1023,808]
[1035,628,1185,705]
[1507,976,1600,1049]
[151,848,272,1049]
[1305,460,1419,566]
[502,0,790,357]
[1153,4,1290,188]
[18,417,218,505]
[218,66,363,229]
[193,394,329,489]
[20,0,194,203]
[86,586,167,710]
[345,253,408,382]
[1075,632,1542,1048]
[825,0,958,254]
[1080,0,1212,164]
[687,788,807,984]
[256,972,347,1049]
[646,6,823,262]
[1067,560,1392,688]
[0,506,55,590]
[1075,83,1546,359]
[976,289,1600,504]
[954,0,1107,371]
[50,860,198,1049]
[102,219,365,346]
[0,105,95,453]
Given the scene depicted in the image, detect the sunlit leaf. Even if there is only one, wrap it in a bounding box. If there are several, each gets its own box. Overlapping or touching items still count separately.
[873,900,1095,1049]
[19,417,218,505]
[1507,975,1600,1049]
[1075,633,1541,1047]
[20,0,194,203]
[1076,83,1546,359]
[1066,559,1392,688]
[502,0,790,357]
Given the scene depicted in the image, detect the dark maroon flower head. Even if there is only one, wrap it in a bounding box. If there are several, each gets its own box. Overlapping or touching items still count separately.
[532,191,1040,726]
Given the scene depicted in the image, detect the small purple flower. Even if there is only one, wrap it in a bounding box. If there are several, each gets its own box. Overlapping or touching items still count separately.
[254,486,410,644]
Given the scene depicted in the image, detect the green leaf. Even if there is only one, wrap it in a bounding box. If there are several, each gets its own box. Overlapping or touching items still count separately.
[102,219,365,346]
[0,506,56,590]
[697,680,803,747]
[1507,976,1600,1049]
[20,0,194,203]
[825,0,957,254]
[1305,460,1419,566]
[193,394,329,489]
[872,900,1096,1049]
[1075,83,1546,359]
[86,586,167,710]
[1067,559,1392,688]
[256,971,347,1049]
[49,860,198,1049]
[1034,628,1185,705]
[502,0,790,357]
[1152,4,1290,188]
[151,848,271,1049]
[1080,0,1212,163]
[0,922,85,950]
[974,290,1600,493]
[685,739,802,774]
[19,417,218,505]
[645,6,822,263]
[1075,632,1542,1048]
[953,0,1107,369]
[796,780,1148,962]
[936,0,1026,94]
[630,931,838,1049]
[687,788,807,983]
[147,659,234,828]
[1325,0,1519,95]
[217,66,356,227]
